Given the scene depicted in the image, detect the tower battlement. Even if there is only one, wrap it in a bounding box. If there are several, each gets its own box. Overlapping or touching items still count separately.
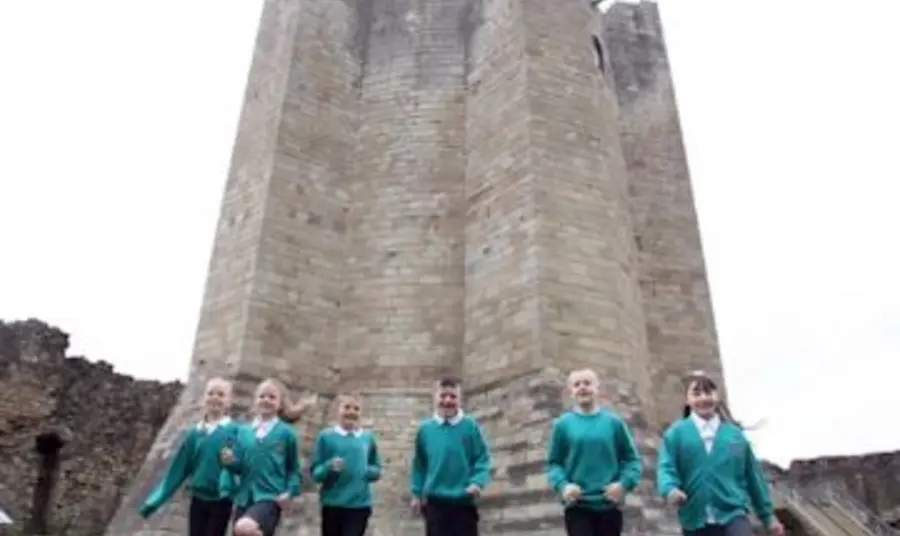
[104,0,723,534]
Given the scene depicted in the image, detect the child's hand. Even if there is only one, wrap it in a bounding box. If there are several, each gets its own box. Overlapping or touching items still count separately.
[410,497,424,515]
[667,488,687,506]
[465,484,481,498]
[276,492,292,510]
[561,483,582,502]
[602,482,624,503]
[329,457,344,471]
[768,519,785,536]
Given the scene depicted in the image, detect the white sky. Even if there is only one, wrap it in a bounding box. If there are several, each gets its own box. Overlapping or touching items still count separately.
[1,1,898,467]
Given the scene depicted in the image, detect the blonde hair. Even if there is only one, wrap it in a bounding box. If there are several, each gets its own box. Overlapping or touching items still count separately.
[256,378,317,424]
[205,376,233,394]
[566,368,599,387]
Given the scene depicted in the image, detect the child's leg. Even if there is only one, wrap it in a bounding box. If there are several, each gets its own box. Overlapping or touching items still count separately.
[320,506,342,536]
[563,507,595,536]
[339,507,371,536]
[233,516,263,536]
[450,504,479,536]
[422,501,453,536]
[205,499,234,536]
[189,497,212,536]
[722,516,754,536]
[591,508,624,536]
[237,501,281,536]
[683,525,726,536]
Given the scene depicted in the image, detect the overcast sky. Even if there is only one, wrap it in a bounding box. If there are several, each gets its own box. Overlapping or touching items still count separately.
[1,0,898,467]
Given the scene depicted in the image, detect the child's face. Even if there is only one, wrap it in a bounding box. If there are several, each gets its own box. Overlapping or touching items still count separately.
[686,380,718,418]
[434,385,461,417]
[203,379,232,416]
[255,383,281,417]
[568,370,598,406]
[337,396,361,428]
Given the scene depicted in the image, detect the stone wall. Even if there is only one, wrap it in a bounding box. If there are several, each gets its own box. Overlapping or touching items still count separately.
[784,451,900,525]
[0,320,181,536]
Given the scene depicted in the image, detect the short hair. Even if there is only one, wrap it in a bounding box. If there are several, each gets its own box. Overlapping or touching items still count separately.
[437,376,461,389]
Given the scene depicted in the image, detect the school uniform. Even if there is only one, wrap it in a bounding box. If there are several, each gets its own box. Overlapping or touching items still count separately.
[227,418,302,536]
[656,414,775,536]
[139,417,239,536]
[311,425,383,536]
[409,411,492,536]
[545,408,642,536]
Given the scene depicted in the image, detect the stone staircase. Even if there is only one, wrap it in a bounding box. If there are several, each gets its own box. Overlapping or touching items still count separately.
[774,482,899,536]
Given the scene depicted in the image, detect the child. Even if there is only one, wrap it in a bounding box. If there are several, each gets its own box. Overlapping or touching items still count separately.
[139,377,239,536]
[656,371,785,536]
[409,377,492,536]
[225,379,305,536]
[311,392,383,536]
[545,369,642,536]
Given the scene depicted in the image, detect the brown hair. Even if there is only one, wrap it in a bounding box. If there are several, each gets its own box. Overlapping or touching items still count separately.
[436,376,462,389]
[257,379,317,424]
[681,371,744,428]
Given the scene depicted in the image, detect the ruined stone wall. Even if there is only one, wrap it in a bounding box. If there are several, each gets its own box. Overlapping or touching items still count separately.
[0,320,180,536]
[785,451,900,524]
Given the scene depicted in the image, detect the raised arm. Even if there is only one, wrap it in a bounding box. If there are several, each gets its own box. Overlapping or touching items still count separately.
[310,432,331,484]
[139,430,195,517]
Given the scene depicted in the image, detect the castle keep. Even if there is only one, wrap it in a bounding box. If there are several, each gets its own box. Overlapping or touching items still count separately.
[0,2,897,535]
[108,0,722,533]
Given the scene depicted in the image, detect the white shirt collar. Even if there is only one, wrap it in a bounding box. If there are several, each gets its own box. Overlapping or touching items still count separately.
[334,425,363,436]
[253,417,278,438]
[690,412,720,431]
[572,405,602,415]
[433,410,464,426]
[197,416,231,432]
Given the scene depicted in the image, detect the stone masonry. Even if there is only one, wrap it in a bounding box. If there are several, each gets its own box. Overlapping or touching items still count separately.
[6,320,900,535]
[0,320,180,536]
[96,0,743,535]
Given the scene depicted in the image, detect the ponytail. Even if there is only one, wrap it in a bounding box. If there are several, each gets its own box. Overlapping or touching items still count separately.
[279,393,317,423]
[258,378,317,424]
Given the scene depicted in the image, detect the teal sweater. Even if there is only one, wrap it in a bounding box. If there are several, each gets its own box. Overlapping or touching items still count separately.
[140,419,240,517]
[546,409,642,510]
[410,414,492,502]
[311,426,382,508]
[656,417,775,531]
[225,419,302,507]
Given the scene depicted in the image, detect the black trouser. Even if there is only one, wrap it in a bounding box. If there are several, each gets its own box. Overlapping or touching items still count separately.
[234,500,282,536]
[188,497,233,536]
[321,506,371,536]
[563,506,624,536]
[423,499,479,536]
[683,516,754,536]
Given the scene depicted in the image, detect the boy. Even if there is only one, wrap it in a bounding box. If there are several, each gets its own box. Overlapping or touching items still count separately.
[409,377,492,536]
[311,392,382,536]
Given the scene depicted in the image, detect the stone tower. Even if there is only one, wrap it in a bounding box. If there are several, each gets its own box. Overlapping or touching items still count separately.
[105,0,722,535]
